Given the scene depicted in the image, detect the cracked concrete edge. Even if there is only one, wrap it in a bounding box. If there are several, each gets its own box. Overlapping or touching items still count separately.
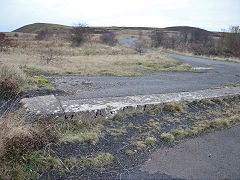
[20,86,240,122]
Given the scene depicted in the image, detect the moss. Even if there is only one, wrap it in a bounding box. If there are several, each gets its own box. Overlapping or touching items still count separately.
[32,77,50,87]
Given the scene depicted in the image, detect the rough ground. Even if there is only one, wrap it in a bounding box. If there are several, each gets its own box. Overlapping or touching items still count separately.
[2,39,240,179]
[46,52,240,100]
[124,125,240,180]
[41,96,240,179]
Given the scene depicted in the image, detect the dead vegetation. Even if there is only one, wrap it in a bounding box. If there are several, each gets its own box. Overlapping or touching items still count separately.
[0,111,60,179]
[0,29,195,77]
[65,152,114,169]
[55,119,103,144]
[1,96,240,179]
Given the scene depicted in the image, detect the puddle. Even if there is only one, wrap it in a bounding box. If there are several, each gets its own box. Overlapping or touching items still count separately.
[192,67,214,70]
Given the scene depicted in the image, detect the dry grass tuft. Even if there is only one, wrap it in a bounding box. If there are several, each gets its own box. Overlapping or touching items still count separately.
[163,102,187,113]
[0,64,27,84]
[160,133,175,143]
[0,111,61,179]
[54,119,103,144]
[161,115,240,143]
[65,152,114,169]
[0,111,59,158]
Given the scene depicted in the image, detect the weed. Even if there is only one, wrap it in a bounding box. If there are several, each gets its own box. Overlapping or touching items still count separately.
[100,32,117,46]
[65,153,114,169]
[171,128,187,139]
[163,102,186,113]
[81,152,113,168]
[132,141,147,150]
[54,119,102,144]
[145,137,157,146]
[0,78,20,99]
[106,127,127,136]
[0,33,17,52]
[125,150,136,156]
[161,115,240,143]
[23,67,50,76]
[160,133,175,143]
[0,151,62,179]
[0,111,59,157]
[0,64,27,85]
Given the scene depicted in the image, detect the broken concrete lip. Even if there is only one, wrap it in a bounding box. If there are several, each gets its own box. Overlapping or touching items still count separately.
[20,86,240,122]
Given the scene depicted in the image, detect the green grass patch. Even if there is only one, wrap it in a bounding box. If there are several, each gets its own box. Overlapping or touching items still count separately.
[32,77,50,87]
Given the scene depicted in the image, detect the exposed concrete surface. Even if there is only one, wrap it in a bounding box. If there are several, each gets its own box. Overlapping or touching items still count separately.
[21,86,240,121]
[123,125,240,180]
[21,95,63,116]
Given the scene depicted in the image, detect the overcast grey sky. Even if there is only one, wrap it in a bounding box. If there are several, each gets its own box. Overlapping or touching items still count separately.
[0,0,239,32]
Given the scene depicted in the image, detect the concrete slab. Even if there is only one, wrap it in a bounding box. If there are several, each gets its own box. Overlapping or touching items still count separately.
[21,95,63,119]
[20,86,240,122]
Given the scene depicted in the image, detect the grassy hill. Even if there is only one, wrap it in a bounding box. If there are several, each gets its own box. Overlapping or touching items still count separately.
[13,23,72,34]
[13,23,216,35]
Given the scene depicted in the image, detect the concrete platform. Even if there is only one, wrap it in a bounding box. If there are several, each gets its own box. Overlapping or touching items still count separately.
[21,86,240,122]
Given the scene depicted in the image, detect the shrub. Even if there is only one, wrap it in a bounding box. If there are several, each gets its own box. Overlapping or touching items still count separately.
[0,64,27,98]
[70,23,90,46]
[218,26,240,57]
[0,33,17,51]
[0,78,20,99]
[134,39,146,54]
[14,33,19,37]
[0,64,27,85]
[1,116,59,157]
[100,32,117,46]
[35,29,53,40]
[150,30,165,48]
[39,46,62,64]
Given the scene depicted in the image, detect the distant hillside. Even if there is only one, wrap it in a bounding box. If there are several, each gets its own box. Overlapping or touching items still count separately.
[13,23,216,36]
[13,23,72,34]
[164,26,215,36]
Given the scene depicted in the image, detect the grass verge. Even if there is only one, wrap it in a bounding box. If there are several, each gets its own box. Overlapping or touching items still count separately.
[161,115,240,143]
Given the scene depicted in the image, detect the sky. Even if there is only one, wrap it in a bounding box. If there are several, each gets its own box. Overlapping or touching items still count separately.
[0,0,239,32]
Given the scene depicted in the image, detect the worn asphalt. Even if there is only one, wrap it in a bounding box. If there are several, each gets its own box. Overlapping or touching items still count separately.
[123,125,240,180]
[34,39,240,179]
[47,52,240,100]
